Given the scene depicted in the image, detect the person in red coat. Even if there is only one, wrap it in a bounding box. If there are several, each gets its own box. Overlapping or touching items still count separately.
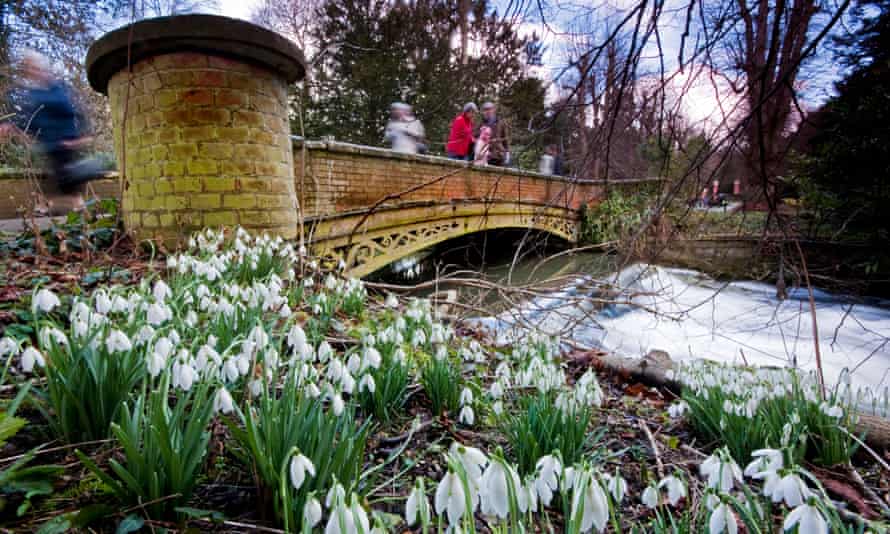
[446,102,478,160]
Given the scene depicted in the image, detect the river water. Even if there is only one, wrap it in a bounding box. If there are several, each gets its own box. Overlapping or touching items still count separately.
[381,243,890,405]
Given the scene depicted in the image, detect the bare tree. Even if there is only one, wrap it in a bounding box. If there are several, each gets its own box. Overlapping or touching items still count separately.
[134,0,220,18]
[251,0,322,54]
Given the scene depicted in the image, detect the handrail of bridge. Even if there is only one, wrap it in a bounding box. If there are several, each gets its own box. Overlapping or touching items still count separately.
[290,136,664,186]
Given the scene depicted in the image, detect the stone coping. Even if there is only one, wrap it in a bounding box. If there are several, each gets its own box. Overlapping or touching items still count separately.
[292,137,663,186]
[86,14,307,94]
[303,198,578,223]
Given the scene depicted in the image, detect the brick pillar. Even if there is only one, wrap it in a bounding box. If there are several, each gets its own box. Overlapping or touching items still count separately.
[86,15,306,244]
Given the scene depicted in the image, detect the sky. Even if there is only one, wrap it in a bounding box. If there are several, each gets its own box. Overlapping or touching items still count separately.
[216,0,258,21]
[212,0,839,133]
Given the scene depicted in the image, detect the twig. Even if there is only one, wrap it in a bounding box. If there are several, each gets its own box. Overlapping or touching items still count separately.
[838,426,890,473]
[640,419,665,478]
[0,438,112,464]
[848,463,890,519]
[377,418,434,445]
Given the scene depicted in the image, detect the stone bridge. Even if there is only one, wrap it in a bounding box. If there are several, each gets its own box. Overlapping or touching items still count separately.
[0,14,661,277]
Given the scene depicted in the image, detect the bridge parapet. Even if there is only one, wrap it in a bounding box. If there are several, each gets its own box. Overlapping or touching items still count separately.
[293,138,657,220]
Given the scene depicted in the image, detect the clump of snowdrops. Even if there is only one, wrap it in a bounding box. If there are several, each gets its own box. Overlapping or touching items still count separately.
[669,360,858,466]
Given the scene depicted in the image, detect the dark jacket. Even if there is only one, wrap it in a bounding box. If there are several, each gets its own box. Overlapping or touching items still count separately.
[14,81,84,152]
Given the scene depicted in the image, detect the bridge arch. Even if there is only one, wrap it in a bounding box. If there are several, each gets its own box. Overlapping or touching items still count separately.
[308,201,578,277]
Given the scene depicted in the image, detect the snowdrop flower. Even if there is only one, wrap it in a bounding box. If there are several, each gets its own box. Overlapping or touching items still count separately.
[289,452,316,490]
[412,329,427,346]
[571,473,609,533]
[405,483,429,526]
[359,374,376,393]
[362,347,381,370]
[146,302,170,325]
[325,497,370,534]
[306,383,321,398]
[331,393,345,416]
[219,358,237,383]
[820,402,844,418]
[39,327,68,347]
[287,324,307,349]
[767,472,811,507]
[492,400,504,415]
[172,360,197,391]
[783,502,828,534]
[708,501,738,534]
[450,443,487,481]
[700,450,743,492]
[385,293,398,308]
[214,387,234,414]
[20,347,45,373]
[667,401,688,418]
[658,475,687,506]
[641,485,659,509]
[184,310,198,327]
[111,295,129,314]
[0,337,19,357]
[458,405,474,425]
[304,496,322,527]
[489,381,503,399]
[152,280,171,302]
[459,387,473,406]
[32,289,60,313]
[604,472,627,503]
[534,455,561,506]
[317,341,333,363]
[105,329,132,354]
[435,471,467,526]
[95,290,112,314]
[480,460,519,519]
[744,448,783,478]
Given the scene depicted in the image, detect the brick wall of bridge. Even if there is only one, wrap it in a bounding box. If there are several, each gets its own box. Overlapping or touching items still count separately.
[293,140,655,219]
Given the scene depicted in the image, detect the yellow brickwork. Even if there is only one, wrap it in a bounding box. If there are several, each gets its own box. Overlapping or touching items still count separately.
[107,51,298,244]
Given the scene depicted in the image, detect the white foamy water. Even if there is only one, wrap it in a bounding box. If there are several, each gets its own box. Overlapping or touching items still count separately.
[478,264,890,394]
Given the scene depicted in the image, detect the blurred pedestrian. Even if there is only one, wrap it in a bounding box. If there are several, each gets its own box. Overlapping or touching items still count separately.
[446,102,477,160]
[384,102,425,154]
[0,49,99,215]
[479,101,510,166]
[539,144,563,176]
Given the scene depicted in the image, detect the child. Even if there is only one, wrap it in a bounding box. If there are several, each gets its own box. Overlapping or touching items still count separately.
[474,126,492,165]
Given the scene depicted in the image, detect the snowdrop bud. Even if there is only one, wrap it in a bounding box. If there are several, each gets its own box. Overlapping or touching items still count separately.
[20,346,45,373]
[304,496,322,527]
[332,393,345,416]
[32,289,61,313]
[458,405,474,425]
[459,387,473,406]
[405,483,428,526]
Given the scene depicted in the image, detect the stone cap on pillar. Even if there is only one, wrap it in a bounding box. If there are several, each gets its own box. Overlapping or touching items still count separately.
[85,14,306,95]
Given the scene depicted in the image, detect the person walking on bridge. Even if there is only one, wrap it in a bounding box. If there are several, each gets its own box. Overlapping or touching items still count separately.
[446,102,477,160]
[479,101,510,166]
